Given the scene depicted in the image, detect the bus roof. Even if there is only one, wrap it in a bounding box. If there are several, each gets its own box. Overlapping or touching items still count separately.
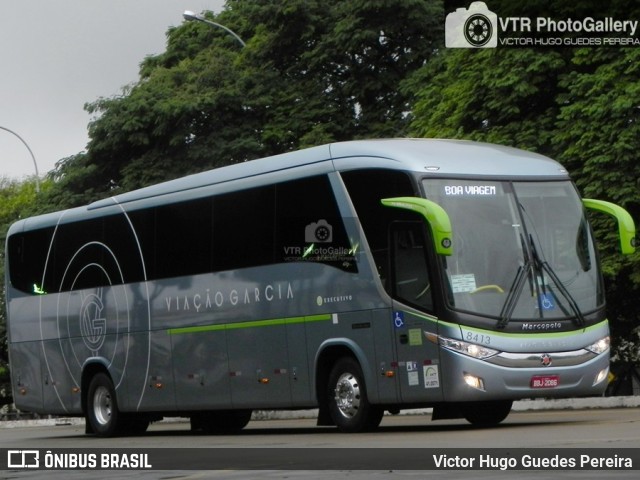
[89,138,567,209]
[9,139,570,233]
[330,138,566,176]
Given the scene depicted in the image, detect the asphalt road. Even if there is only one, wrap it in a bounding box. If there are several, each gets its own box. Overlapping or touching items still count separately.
[1,408,639,479]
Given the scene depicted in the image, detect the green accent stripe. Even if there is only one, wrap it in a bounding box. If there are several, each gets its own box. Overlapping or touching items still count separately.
[167,314,332,335]
[460,320,609,339]
[404,310,608,339]
[304,314,333,323]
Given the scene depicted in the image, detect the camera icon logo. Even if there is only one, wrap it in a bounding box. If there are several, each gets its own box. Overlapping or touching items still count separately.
[445,2,498,48]
[305,219,333,243]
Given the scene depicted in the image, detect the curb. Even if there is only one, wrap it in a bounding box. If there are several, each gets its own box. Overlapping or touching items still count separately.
[2,396,638,428]
[253,395,640,420]
[513,394,640,411]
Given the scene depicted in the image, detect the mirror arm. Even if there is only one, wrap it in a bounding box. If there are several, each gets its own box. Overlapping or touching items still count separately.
[583,199,636,255]
[381,197,453,256]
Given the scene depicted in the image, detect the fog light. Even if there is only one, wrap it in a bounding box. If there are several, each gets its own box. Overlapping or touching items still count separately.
[464,373,485,391]
[593,366,609,386]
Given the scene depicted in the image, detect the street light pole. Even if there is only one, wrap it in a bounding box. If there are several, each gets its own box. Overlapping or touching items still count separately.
[183,10,246,48]
[0,125,40,193]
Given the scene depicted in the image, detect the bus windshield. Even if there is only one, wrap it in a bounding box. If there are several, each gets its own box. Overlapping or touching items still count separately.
[422,179,603,324]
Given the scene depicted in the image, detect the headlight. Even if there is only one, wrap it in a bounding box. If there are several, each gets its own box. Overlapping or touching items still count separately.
[439,336,499,360]
[585,336,610,355]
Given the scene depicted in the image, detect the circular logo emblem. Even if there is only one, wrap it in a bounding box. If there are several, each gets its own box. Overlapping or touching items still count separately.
[41,211,151,413]
[79,290,107,354]
[57,243,131,389]
[464,13,492,47]
[540,354,553,367]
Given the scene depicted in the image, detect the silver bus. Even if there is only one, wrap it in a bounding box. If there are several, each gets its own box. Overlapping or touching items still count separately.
[5,139,636,436]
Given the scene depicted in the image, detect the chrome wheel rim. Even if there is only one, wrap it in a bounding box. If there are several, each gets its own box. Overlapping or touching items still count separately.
[334,372,361,419]
[92,386,112,426]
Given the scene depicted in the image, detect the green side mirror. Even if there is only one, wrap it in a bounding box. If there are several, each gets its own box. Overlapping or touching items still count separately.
[381,197,453,256]
[583,199,636,255]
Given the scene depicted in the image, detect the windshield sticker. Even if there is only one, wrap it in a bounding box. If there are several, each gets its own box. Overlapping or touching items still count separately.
[538,293,556,310]
[451,273,477,293]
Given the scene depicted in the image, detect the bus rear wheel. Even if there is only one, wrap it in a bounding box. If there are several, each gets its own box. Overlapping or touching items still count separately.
[327,357,383,433]
[461,400,513,427]
[86,372,122,437]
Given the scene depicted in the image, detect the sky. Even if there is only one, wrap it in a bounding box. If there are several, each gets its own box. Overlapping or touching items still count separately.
[1,0,225,181]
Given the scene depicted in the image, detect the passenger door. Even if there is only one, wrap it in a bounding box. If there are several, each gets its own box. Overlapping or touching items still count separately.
[389,221,443,403]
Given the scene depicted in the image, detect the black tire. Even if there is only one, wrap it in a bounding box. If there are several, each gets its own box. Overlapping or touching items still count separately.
[86,372,122,437]
[327,357,383,433]
[461,400,513,427]
[191,410,252,434]
[215,409,252,433]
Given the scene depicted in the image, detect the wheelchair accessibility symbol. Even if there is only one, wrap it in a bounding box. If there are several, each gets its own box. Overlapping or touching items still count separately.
[394,311,405,328]
[539,293,555,311]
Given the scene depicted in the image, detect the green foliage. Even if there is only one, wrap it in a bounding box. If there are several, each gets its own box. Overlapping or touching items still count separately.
[48,0,443,197]
[554,48,640,344]
[407,48,567,154]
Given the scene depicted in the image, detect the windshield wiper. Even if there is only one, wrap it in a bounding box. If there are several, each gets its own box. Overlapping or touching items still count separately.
[529,234,586,328]
[497,265,527,329]
[497,234,532,329]
[497,233,586,329]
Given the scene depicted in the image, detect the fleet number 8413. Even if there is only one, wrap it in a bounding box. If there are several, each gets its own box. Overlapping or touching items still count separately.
[466,332,491,345]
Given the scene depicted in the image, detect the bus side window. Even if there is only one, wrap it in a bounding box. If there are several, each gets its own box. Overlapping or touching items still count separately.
[389,221,434,312]
[7,227,55,295]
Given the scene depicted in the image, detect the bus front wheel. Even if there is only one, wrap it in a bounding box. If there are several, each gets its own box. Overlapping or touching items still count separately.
[86,372,122,437]
[461,400,513,426]
[327,357,383,433]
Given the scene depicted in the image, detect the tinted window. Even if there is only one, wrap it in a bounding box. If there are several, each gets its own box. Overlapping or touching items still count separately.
[8,227,54,294]
[212,185,276,271]
[341,169,416,290]
[8,174,356,295]
[7,213,146,295]
[135,197,214,280]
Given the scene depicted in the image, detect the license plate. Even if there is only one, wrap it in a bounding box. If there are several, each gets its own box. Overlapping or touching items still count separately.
[530,375,559,388]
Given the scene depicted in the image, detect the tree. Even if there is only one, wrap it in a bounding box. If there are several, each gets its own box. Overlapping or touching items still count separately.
[407,47,567,154]
[554,48,640,359]
[49,0,444,199]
